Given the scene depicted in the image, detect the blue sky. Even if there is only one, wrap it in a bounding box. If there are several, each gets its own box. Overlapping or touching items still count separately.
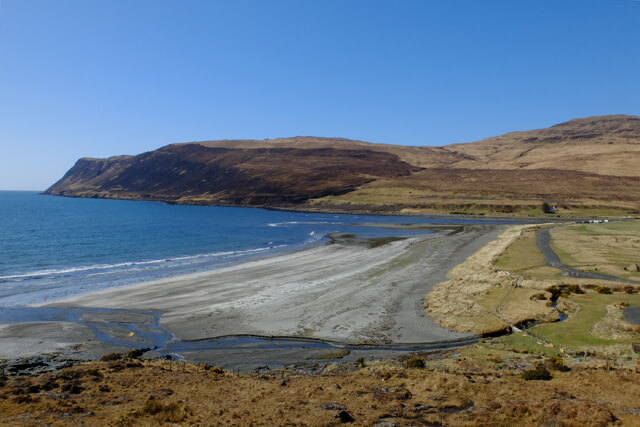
[1,0,639,190]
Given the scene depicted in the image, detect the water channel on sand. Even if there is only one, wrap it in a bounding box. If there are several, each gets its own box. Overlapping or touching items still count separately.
[2,220,528,370]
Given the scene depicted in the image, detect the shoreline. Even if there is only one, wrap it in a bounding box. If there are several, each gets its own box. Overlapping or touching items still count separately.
[47,225,498,343]
[41,191,594,222]
[1,222,506,368]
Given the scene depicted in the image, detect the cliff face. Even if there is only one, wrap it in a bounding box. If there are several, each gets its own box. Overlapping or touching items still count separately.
[45,115,640,215]
[45,143,422,206]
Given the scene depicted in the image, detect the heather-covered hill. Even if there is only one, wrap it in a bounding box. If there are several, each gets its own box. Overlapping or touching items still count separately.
[45,115,640,216]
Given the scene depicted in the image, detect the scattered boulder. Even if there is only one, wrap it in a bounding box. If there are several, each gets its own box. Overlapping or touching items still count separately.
[336,410,355,423]
[624,263,640,272]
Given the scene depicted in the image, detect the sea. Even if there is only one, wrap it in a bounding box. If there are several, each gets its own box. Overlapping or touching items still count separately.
[0,191,520,308]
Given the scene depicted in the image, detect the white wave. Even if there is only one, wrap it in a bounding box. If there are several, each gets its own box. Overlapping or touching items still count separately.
[0,245,288,281]
[267,221,344,227]
[305,231,322,244]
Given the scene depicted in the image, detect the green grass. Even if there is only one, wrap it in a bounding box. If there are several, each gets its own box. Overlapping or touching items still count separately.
[499,332,561,357]
[458,287,514,334]
[478,287,511,313]
[562,220,640,236]
[495,229,547,272]
[467,333,561,358]
[549,220,640,280]
[494,227,564,280]
[530,293,640,349]
[468,293,640,356]
[548,238,580,266]
[555,206,639,218]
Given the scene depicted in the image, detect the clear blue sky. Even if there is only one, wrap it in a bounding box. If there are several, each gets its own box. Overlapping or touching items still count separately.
[1,0,639,190]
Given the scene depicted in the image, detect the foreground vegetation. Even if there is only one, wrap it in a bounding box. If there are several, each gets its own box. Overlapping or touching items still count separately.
[1,345,639,426]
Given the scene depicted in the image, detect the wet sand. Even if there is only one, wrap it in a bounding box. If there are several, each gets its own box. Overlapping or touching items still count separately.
[2,223,504,367]
[48,224,502,343]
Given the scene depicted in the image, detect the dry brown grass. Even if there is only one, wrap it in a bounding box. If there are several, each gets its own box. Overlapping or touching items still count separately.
[310,168,640,216]
[1,357,639,426]
[550,221,640,281]
[592,303,640,341]
[446,115,640,177]
[425,224,558,334]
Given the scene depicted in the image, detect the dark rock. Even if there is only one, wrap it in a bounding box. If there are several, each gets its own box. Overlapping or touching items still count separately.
[336,410,355,423]
[60,381,84,394]
[1,354,86,377]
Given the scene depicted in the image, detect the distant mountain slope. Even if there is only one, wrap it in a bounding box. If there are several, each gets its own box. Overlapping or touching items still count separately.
[445,115,640,176]
[46,143,421,206]
[45,115,640,216]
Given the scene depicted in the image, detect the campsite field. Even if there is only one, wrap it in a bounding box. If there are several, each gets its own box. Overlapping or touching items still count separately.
[491,220,640,357]
[549,221,640,281]
[428,220,640,358]
[494,226,564,279]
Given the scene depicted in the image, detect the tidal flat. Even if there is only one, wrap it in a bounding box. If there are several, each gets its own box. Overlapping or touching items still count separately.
[1,223,504,369]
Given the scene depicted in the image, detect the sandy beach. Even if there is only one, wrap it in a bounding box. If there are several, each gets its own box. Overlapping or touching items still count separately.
[50,224,501,342]
[1,223,505,366]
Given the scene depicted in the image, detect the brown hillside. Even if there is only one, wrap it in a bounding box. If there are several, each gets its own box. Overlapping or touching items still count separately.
[332,168,640,204]
[184,136,465,168]
[45,115,640,216]
[46,144,421,206]
[445,115,640,176]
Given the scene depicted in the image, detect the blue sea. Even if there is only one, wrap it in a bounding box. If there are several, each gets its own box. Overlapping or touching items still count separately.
[0,191,519,308]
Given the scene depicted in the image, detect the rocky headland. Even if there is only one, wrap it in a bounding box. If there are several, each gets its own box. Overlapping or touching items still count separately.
[45,115,640,217]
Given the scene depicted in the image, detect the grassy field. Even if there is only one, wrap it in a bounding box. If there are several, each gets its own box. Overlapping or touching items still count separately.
[530,293,640,350]
[498,331,561,357]
[487,222,640,356]
[309,189,639,218]
[494,227,564,279]
[492,221,640,345]
[549,220,640,281]
[466,286,512,333]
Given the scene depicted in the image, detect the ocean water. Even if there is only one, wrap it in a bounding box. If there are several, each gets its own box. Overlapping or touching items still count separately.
[0,191,517,307]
